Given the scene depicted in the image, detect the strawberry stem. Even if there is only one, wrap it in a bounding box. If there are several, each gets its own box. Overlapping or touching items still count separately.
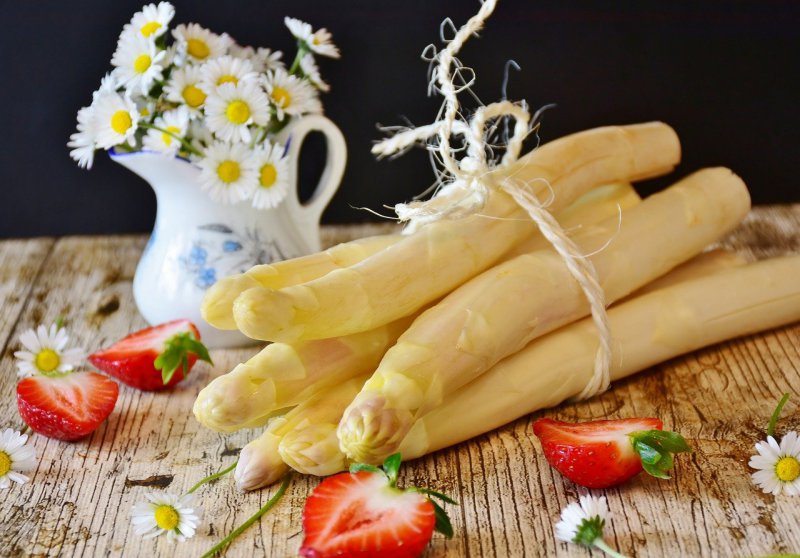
[767,393,791,438]
[187,460,237,494]
[200,472,293,558]
[155,331,213,384]
[592,538,630,558]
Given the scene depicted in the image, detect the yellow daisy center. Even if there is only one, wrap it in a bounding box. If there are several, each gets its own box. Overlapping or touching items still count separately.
[35,349,61,373]
[776,456,800,482]
[259,164,278,188]
[271,86,291,108]
[217,160,241,183]
[187,38,210,60]
[182,85,206,108]
[217,75,238,86]
[133,54,152,74]
[226,100,251,125]
[0,451,11,477]
[111,110,133,135]
[140,22,162,37]
[161,126,181,146]
[312,36,321,45]
[140,107,150,117]
[154,505,180,530]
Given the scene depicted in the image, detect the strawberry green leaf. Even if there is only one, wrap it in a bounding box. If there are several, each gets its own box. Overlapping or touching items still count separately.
[155,332,213,384]
[382,453,402,486]
[629,429,691,480]
[415,487,458,505]
[349,463,381,474]
[430,498,454,539]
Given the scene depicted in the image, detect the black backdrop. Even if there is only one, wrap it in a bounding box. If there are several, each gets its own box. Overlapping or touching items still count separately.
[1,0,798,238]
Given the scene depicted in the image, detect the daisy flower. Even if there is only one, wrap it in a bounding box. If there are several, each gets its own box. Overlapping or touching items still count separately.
[750,431,800,496]
[93,73,119,100]
[172,23,231,63]
[263,69,322,120]
[0,429,36,489]
[555,495,628,558]
[68,105,97,169]
[198,55,258,92]
[111,33,166,96]
[91,93,140,149]
[251,142,290,209]
[204,81,271,143]
[143,106,190,155]
[188,119,214,152]
[164,65,207,114]
[284,17,340,59]
[131,492,201,543]
[198,141,258,204]
[123,2,175,40]
[14,323,86,378]
[299,53,330,92]
[230,45,284,73]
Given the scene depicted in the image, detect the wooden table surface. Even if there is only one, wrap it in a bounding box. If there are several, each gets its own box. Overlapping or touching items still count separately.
[1,208,799,558]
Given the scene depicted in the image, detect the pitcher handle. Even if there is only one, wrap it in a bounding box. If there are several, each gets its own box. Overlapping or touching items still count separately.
[283,114,347,224]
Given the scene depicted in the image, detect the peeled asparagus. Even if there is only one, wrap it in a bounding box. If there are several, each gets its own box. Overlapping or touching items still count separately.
[193,316,411,433]
[232,123,680,342]
[628,248,744,297]
[338,167,751,463]
[202,234,402,330]
[234,377,367,490]
[398,255,800,459]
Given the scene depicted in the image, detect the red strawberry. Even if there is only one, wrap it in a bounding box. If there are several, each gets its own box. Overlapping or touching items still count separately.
[533,417,691,489]
[17,371,119,441]
[88,319,212,391]
[300,454,455,558]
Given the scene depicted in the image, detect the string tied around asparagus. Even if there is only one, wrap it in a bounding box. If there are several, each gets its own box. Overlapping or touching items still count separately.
[371,0,612,399]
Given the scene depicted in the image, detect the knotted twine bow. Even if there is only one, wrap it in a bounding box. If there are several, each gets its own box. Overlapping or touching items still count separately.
[371,0,612,399]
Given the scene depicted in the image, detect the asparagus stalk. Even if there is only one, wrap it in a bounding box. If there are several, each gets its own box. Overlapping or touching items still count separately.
[193,316,412,433]
[398,255,800,459]
[627,248,744,297]
[338,167,751,463]
[234,377,367,490]
[202,234,402,330]
[232,123,680,342]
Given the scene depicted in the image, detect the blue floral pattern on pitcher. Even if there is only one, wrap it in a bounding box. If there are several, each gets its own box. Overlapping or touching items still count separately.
[178,223,289,289]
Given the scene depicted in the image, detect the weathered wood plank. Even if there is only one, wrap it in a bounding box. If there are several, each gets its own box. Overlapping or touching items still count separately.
[0,207,798,558]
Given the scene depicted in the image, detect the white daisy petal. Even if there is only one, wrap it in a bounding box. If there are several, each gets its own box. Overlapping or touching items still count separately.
[172,23,231,63]
[299,54,330,92]
[199,55,258,94]
[0,429,37,488]
[130,491,201,542]
[263,68,322,120]
[750,430,800,497]
[284,17,340,58]
[204,81,271,143]
[92,93,140,149]
[554,495,609,545]
[19,329,41,352]
[14,323,86,377]
[198,141,258,204]
[111,33,166,96]
[251,142,290,210]
[123,2,175,40]
[143,106,191,156]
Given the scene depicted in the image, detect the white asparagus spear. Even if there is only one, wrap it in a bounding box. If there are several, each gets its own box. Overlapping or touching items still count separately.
[338,167,751,463]
[261,254,766,476]
[398,255,800,458]
[193,316,412,433]
[234,377,367,490]
[202,234,402,330]
[232,123,680,342]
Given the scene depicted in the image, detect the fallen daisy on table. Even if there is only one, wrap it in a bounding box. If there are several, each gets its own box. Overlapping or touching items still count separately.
[750,431,800,496]
[555,495,629,558]
[14,323,86,378]
[0,428,36,489]
[131,491,202,543]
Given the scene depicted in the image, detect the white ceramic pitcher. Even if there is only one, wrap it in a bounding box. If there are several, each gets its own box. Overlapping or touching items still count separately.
[111,114,346,348]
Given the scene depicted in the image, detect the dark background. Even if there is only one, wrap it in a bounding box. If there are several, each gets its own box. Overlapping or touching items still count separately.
[1,0,798,238]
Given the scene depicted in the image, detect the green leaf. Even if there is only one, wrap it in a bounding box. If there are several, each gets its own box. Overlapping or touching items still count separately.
[382,453,402,486]
[629,429,691,480]
[154,331,213,385]
[416,487,458,505]
[767,393,791,438]
[349,463,381,475]
[430,499,454,539]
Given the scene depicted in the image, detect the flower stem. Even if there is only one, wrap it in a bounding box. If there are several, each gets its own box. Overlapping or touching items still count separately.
[767,393,790,437]
[592,538,630,558]
[138,122,203,157]
[186,461,238,495]
[200,472,293,558]
[289,44,309,75]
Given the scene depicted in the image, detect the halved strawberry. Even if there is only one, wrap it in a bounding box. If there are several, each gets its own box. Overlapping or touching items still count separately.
[88,319,212,391]
[533,417,691,489]
[17,371,119,441]
[300,454,455,558]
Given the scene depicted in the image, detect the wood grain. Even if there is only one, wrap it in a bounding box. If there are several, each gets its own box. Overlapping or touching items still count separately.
[0,206,798,558]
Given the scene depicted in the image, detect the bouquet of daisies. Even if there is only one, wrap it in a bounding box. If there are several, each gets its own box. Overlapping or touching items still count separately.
[68,2,338,209]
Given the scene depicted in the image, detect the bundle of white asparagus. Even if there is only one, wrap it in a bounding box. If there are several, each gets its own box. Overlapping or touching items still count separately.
[193,123,800,490]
